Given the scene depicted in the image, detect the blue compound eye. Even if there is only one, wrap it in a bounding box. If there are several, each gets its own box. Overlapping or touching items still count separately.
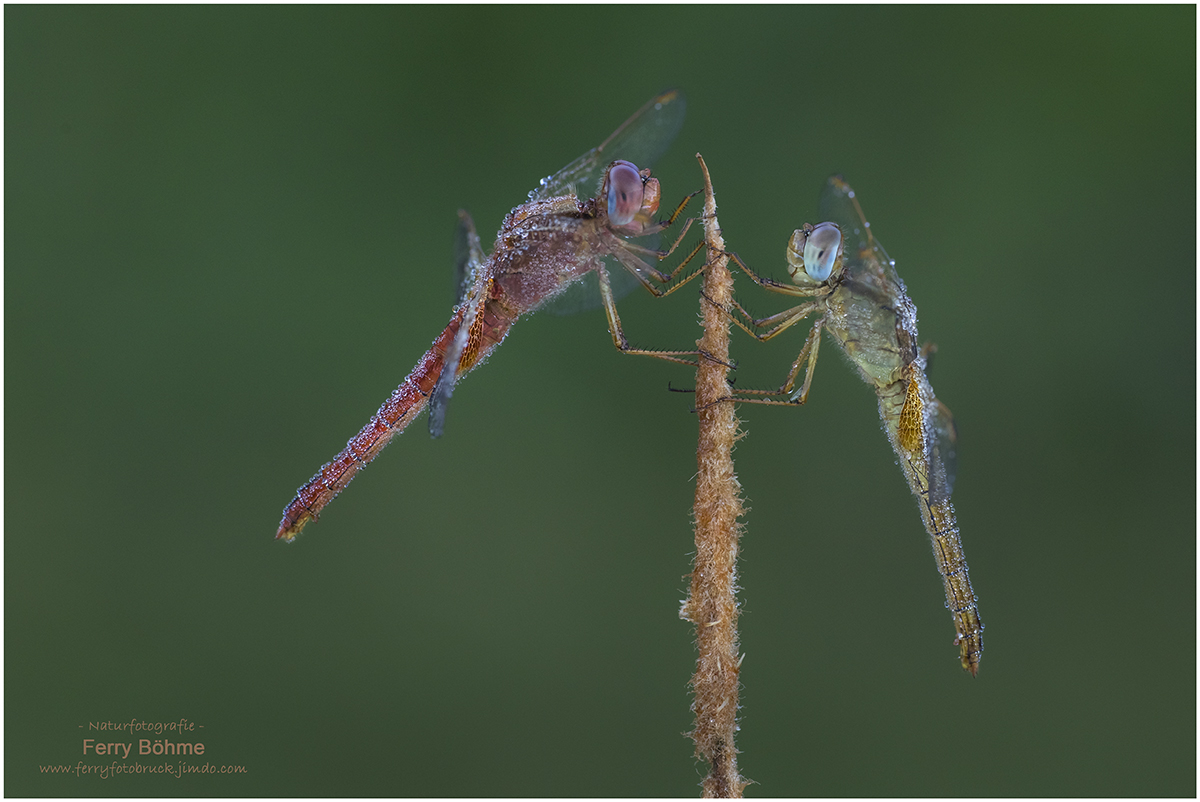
[803,222,841,281]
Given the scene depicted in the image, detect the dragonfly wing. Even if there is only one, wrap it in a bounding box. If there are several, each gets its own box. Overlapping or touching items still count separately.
[530,90,686,204]
[428,302,474,439]
[541,254,643,316]
[929,397,958,503]
[435,213,492,439]
[433,211,490,437]
[428,320,464,438]
[818,175,904,294]
[537,92,683,315]
[452,210,485,306]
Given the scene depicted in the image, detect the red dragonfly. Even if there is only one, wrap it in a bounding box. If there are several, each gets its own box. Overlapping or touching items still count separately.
[277,91,703,541]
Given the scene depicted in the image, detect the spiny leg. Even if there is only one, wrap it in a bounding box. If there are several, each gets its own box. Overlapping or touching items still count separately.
[621,191,698,261]
[597,264,701,367]
[710,250,830,342]
[646,190,702,252]
[604,209,735,369]
[707,318,826,409]
[621,224,707,291]
[694,275,823,399]
[622,191,706,285]
[707,289,822,344]
[725,250,832,300]
[777,317,824,403]
[616,235,709,299]
[647,238,709,296]
[689,248,834,407]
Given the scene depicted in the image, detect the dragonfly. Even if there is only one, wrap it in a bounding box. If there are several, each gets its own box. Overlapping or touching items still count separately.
[277,91,707,542]
[719,176,983,675]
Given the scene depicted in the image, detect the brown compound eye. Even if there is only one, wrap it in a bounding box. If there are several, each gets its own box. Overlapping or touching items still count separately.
[606,160,644,227]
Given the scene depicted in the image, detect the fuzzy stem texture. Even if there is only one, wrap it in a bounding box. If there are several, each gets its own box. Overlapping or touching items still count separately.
[679,154,747,798]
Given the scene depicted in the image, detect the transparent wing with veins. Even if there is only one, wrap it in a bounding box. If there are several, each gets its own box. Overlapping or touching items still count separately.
[720,175,982,673]
[824,177,978,673]
[530,90,686,205]
[821,177,955,504]
[535,90,687,314]
[818,176,905,308]
[452,208,486,307]
[931,398,958,502]
[430,210,488,438]
[431,91,690,437]
[277,93,701,542]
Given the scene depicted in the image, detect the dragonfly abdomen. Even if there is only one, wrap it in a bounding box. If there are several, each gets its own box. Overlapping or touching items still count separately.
[924,498,983,675]
[276,308,468,542]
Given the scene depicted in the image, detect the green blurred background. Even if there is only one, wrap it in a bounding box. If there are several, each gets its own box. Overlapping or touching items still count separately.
[6,6,1194,797]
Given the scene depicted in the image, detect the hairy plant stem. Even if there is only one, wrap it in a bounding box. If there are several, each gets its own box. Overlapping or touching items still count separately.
[679,154,747,798]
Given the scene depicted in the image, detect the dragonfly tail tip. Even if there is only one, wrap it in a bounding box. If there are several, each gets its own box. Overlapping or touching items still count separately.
[275,514,312,543]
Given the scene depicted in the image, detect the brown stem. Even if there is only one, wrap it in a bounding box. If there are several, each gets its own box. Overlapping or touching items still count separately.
[679,154,747,798]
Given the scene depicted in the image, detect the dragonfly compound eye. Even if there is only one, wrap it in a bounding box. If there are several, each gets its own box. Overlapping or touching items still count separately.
[803,222,842,281]
[606,160,644,227]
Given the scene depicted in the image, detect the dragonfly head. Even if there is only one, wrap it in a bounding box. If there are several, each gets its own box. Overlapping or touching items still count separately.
[603,159,660,234]
[786,222,843,284]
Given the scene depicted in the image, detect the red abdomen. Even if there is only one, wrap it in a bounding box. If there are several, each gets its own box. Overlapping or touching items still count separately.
[276,308,466,541]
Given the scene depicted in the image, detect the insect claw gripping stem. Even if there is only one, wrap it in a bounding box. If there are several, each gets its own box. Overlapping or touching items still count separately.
[669,375,745,400]
[699,286,727,314]
[697,348,737,371]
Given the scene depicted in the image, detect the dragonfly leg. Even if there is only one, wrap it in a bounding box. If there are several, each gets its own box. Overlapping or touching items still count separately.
[725,251,832,300]
[621,191,706,285]
[662,189,701,227]
[597,264,699,367]
[697,317,826,411]
[614,237,709,298]
[620,221,690,261]
[702,286,821,343]
[729,318,824,405]
[632,189,701,251]
[651,237,709,294]
[788,319,823,403]
[689,249,832,408]
[655,191,704,261]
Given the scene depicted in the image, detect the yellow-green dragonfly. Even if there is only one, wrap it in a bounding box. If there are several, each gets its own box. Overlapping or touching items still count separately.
[723,176,983,675]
